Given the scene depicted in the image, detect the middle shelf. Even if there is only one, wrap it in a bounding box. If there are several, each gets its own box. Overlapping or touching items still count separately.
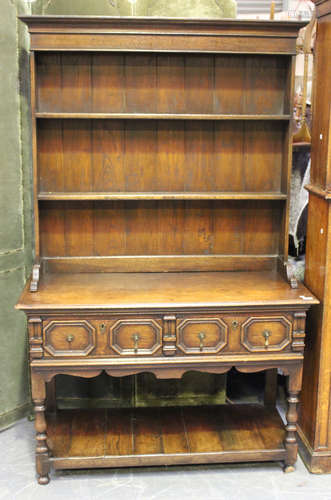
[36,113,292,121]
[38,192,288,201]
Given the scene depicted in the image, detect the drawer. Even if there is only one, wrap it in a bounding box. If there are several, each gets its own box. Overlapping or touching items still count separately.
[240,316,292,352]
[43,320,96,357]
[41,313,295,359]
[176,317,228,355]
[109,319,162,356]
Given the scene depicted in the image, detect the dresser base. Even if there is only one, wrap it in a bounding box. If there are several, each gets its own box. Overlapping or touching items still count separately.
[18,270,318,483]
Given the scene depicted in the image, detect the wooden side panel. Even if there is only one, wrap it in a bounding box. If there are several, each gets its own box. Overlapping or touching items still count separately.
[30,53,40,257]
[299,303,324,447]
[301,194,331,452]
[35,53,289,116]
[310,18,331,189]
[295,3,331,469]
[39,200,282,258]
[301,193,328,449]
[305,194,328,300]
[37,120,285,194]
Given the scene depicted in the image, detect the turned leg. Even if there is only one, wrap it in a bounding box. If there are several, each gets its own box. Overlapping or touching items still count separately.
[284,365,302,473]
[31,372,51,485]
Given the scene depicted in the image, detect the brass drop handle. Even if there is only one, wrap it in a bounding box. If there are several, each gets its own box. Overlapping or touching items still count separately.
[198,332,206,351]
[262,330,271,347]
[132,333,140,353]
[66,334,75,344]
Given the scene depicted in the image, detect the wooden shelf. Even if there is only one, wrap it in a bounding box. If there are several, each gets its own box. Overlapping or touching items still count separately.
[38,192,288,201]
[35,112,292,121]
[47,404,286,470]
[16,271,318,310]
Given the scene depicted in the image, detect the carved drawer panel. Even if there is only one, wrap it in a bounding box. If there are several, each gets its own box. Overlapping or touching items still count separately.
[240,316,292,352]
[177,318,228,355]
[43,320,96,357]
[109,319,162,356]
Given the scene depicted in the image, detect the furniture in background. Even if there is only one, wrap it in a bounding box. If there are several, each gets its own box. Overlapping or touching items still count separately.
[16,16,318,484]
[298,0,331,473]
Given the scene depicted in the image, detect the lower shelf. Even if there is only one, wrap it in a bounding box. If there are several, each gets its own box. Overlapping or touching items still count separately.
[47,404,286,470]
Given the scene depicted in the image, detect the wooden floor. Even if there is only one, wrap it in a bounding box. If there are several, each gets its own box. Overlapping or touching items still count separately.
[17,271,318,310]
[47,404,286,469]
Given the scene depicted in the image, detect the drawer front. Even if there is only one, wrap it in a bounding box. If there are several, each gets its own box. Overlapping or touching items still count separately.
[41,312,298,359]
[176,317,228,355]
[109,319,162,356]
[175,313,295,356]
[240,316,292,352]
[43,320,96,357]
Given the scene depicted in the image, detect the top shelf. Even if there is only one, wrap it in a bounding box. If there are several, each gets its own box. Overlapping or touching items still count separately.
[35,113,292,121]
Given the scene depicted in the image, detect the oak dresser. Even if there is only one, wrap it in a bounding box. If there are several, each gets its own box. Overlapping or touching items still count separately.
[16,16,318,484]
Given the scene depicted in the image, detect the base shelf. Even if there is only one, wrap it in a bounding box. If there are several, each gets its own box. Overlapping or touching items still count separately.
[47,404,286,470]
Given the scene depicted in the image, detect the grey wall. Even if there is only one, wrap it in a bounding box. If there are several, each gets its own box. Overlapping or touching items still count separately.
[0,0,33,430]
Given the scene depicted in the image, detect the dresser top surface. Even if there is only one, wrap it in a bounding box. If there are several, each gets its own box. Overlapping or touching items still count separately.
[16,271,318,311]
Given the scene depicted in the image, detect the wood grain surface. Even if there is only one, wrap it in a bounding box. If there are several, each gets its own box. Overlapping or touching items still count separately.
[17,271,318,310]
[47,404,286,461]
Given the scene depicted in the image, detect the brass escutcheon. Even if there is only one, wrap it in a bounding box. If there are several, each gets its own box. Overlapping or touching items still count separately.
[100,323,106,333]
[232,320,239,329]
